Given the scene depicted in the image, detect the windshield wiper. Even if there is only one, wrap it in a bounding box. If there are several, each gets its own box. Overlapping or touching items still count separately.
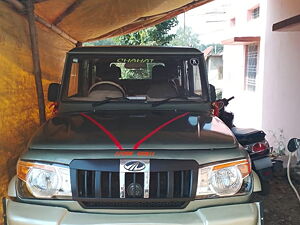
[92,97,130,107]
[151,96,189,107]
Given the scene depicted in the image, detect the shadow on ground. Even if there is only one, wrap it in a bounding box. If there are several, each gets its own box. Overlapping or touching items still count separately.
[263,175,300,225]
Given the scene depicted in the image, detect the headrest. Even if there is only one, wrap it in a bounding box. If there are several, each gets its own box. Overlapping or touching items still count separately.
[107,65,121,81]
[152,65,166,81]
[98,65,121,81]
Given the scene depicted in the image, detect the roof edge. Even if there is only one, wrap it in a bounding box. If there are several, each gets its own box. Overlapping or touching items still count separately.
[68,46,203,55]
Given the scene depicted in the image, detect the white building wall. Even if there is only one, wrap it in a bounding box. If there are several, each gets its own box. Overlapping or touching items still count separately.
[222,45,263,129]
[224,0,265,39]
[262,0,300,153]
[222,0,267,129]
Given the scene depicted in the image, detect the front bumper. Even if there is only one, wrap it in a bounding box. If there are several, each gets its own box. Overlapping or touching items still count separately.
[5,199,262,225]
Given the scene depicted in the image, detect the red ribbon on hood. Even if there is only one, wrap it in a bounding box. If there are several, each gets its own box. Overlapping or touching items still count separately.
[80,112,190,150]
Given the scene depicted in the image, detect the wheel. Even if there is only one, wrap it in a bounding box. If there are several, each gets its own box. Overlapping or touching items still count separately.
[255,168,272,196]
[260,179,271,195]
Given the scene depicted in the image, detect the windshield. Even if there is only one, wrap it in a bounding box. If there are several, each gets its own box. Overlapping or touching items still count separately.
[62,55,205,103]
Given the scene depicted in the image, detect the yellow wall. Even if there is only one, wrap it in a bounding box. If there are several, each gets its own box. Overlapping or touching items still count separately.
[0,2,74,218]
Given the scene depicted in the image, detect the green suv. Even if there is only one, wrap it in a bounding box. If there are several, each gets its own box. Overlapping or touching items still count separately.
[4,46,263,225]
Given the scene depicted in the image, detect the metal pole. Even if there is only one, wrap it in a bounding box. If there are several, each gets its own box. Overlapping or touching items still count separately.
[26,0,46,124]
[184,12,186,35]
[6,0,78,45]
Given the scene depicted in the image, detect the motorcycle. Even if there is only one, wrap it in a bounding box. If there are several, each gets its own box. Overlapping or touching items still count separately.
[213,96,273,195]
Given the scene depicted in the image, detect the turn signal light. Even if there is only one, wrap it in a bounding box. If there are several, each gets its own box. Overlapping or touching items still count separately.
[212,159,251,178]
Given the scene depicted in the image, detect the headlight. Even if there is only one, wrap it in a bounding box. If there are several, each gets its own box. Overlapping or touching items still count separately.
[196,159,252,198]
[17,160,71,199]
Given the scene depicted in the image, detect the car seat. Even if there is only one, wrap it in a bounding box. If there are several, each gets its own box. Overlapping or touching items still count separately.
[147,65,177,98]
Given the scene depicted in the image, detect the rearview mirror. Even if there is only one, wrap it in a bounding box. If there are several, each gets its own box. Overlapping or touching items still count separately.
[48,83,60,102]
[209,84,216,102]
[124,62,147,69]
[287,138,300,152]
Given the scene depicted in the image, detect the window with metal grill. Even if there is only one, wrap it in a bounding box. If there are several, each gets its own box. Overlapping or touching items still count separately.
[248,6,260,21]
[230,17,236,27]
[245,44,258,92]
[252,7,260,19]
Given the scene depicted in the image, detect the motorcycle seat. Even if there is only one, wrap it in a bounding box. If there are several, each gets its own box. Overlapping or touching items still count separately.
[231,127,266,145]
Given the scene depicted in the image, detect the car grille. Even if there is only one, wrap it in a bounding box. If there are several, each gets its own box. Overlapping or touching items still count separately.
[70,159,198,209]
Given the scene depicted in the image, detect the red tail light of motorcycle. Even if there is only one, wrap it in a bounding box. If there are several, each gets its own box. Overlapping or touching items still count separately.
[252,141,269,153]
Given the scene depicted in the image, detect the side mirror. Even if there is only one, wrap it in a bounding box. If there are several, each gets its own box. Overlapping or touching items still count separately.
[209,84,216,102]
[48,83,60,102]
[287,138,300,152]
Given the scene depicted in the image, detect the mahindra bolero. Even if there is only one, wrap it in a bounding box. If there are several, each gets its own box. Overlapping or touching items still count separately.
[4,46,263,225]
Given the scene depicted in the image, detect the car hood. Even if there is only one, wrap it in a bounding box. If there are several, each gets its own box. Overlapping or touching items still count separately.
[29,111,237,150]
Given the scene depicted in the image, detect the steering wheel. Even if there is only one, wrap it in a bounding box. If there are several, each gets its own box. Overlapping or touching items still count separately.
[88,81,125,96]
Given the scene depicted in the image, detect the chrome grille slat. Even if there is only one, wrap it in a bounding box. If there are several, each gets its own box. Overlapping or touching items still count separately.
[108,172,112,198]
[157,172,160,198]
[180,171,184,197]
[95,171,101,198]
[167,171,174,198]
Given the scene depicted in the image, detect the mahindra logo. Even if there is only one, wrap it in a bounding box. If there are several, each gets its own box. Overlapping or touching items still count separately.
[124,161,146,171]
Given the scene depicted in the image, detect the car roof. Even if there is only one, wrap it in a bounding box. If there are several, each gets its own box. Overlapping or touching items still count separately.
[68,45,203,55]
